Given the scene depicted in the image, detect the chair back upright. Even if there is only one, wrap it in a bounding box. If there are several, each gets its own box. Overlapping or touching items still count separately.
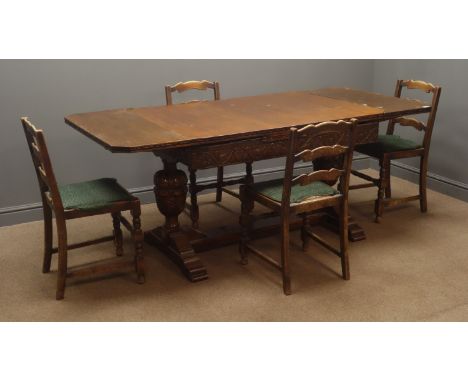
[281,119,356,212]
[386,79,442,150]
[21,117,64,214]
[165,80,220,105]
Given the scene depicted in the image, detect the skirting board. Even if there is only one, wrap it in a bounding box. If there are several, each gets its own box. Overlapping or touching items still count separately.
[0,156,372,227]
[369,158,468,203]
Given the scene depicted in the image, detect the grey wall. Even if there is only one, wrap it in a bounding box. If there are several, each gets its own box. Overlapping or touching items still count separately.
[0,60,374,225]
[372,60,468,200]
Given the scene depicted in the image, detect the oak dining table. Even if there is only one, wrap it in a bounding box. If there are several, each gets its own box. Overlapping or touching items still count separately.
[65,88,430,282]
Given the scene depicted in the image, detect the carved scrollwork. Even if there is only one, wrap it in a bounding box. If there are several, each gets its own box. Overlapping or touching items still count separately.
[180,138,287,169]
[354,122,379,144]
[164,122,377,170]
[154,168,188,231]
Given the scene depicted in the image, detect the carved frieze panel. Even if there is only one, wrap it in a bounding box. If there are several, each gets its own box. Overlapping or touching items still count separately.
[157,122,378,170]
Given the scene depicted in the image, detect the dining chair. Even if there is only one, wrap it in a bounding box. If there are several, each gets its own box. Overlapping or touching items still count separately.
[21,117,145,300]
[350,80,442,222]
[165,80,252,229]
[239,119,356,295]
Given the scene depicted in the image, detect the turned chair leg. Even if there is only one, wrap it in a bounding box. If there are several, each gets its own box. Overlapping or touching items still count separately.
[300,214,309,251]
[374,157,389,223]
[239,222,248,266]
[112,212,123,256]
[42,204,53,273]
[339,202,350,280]
[188,169,200,229]
[131,206,145,284]
[245,162,253,185]
[384,160,392,199]
[281,216,291,295]
[239,186,253,265]
[216,166,223,202]
[56,221,68,300]
[419,155,428,213]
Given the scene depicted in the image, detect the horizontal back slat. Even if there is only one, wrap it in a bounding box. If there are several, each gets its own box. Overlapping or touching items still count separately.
[297,120,353,134]
[185,99,208,104]
[44,191,53,206]
[165,80,220,105]
[171,80,216,92]
[394,117,426,131]
[37,165,51,186]
[296,145,347,162]
[31,141,41,155]
[292,168,344,186]
[30,140,46,166]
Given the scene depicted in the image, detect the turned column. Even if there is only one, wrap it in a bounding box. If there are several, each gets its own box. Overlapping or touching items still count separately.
[149,157,208,281]
[153,160,188,233]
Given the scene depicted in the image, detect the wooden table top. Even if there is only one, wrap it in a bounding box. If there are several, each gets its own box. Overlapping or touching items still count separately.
[310,88,429,115]
[65,88,430,153]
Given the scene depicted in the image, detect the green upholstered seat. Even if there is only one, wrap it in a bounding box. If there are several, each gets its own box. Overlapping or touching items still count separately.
[59,178,133,211]
[377,134,421,152]
[251,178,339,204]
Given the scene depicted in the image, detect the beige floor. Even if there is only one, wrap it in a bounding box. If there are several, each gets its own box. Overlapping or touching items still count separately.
[1,171,467,321]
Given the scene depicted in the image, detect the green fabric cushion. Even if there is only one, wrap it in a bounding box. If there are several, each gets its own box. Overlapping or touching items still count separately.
[378,134,421,152]
[251,178,339,204]
[59,178,133,211]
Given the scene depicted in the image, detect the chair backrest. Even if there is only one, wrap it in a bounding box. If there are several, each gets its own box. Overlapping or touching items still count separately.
[282,119,357,208]
[165,80,220,105]
[387,79,442,149]
[21,117,64,212]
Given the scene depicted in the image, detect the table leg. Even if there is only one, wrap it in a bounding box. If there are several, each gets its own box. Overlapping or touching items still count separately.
[144,159,208,281]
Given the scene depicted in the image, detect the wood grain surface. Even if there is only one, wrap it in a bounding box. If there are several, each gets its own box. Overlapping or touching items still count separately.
[64,89,428,153]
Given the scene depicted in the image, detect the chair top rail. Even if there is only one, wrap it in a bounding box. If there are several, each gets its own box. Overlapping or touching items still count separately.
[165,80,220,105]
[168,80,218,93]
[401,79,437,93]
[295,144,348,162]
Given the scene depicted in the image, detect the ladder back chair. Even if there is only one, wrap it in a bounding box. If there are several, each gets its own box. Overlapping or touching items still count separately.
[165,80,253,228]
[351,80,441,222]
[21,117,145,300]
[239,119,356,295]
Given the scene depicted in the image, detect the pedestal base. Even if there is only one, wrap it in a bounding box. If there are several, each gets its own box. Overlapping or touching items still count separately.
[322,212,367,242]
[144,227,208,282]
